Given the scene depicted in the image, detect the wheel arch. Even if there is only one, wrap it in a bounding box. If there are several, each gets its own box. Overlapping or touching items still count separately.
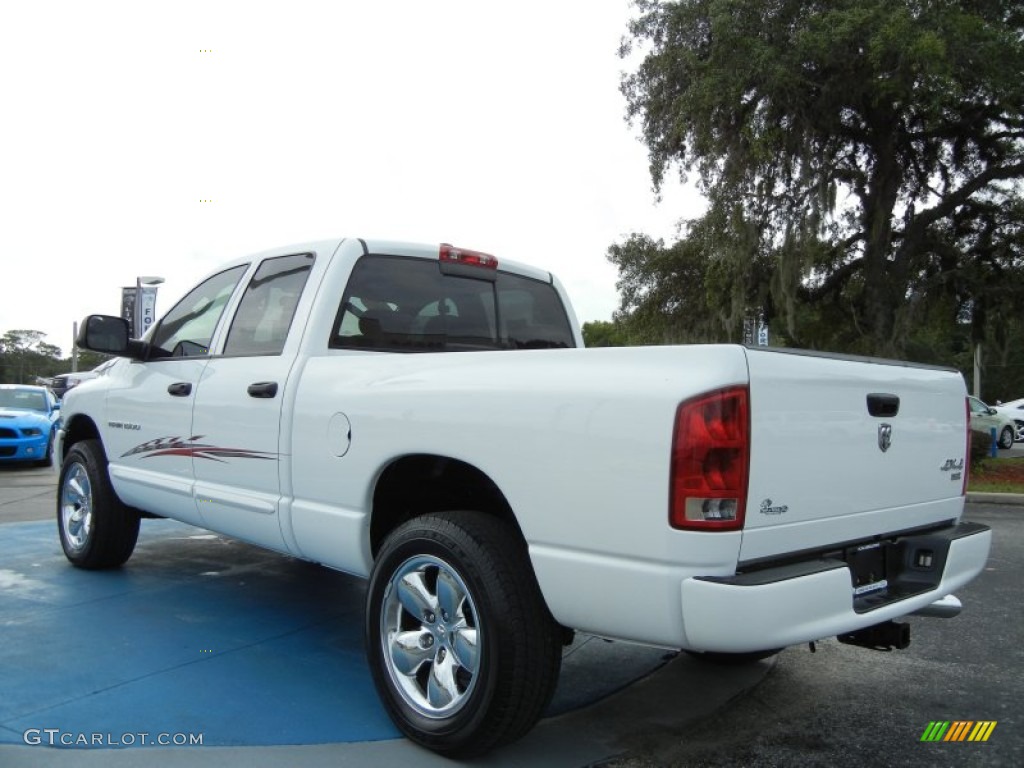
[60,414,102,460]
[369,454,526,559]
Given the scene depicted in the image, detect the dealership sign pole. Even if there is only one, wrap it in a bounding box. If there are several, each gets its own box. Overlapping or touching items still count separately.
[133,276,164,340]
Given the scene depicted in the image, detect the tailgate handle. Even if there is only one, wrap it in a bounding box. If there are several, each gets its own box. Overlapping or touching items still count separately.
[867,393,900,417]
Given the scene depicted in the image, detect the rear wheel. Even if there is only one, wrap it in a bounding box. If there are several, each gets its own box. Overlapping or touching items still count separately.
[57,439,140,569]
[998,425,1014,450]
[366,511,561,758]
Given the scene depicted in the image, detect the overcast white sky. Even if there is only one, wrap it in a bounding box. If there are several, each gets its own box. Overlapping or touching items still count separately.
[1,0,705,357]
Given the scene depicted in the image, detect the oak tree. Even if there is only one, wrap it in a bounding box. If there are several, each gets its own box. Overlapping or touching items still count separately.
[618,0,1024,357]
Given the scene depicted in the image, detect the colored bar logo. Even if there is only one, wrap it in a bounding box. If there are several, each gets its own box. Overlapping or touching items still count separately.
[920,721,997,742]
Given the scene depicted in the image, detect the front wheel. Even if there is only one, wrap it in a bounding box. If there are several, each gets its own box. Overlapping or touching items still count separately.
[998,425,1015,450]
[57,439,140,569]
[366,512,562,758]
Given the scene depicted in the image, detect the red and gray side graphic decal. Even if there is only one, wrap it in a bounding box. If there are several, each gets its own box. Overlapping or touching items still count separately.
[121,436,277,462]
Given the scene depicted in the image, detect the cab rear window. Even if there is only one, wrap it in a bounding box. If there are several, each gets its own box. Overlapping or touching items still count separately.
[330,255,574,352]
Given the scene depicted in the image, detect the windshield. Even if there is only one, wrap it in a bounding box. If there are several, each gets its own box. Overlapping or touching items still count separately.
[0,388,48,412]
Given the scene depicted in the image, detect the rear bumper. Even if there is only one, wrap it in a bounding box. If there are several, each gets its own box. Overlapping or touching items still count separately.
[680,522,991,653]
[910,593,961,618]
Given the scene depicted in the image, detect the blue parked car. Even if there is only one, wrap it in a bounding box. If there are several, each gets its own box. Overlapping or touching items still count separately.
[0,385,61,467]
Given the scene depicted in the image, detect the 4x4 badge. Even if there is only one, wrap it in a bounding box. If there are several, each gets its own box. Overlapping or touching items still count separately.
[878,423,892,453]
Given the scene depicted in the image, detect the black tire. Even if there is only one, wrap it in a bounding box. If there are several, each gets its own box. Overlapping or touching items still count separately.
[36,430,54,468]
[57,439,140,569]
[998,426,1015,450]
[366,511,562,758]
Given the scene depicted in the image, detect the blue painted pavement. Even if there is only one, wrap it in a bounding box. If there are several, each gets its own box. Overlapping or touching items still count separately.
[0,519,398,747]
[0,519,669,750]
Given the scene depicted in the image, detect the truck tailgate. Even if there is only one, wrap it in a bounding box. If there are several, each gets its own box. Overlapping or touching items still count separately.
[741,348,968,563]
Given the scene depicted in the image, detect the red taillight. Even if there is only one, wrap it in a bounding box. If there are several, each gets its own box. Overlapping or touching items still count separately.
[963,396,971,496]
[439,243,498,269]
[670,387,750,531]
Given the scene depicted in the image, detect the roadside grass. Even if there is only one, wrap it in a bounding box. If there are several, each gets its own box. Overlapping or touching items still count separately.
[969,456,1024,494]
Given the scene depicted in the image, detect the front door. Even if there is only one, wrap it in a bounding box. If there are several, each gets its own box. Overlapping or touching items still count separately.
[104,265,249,524]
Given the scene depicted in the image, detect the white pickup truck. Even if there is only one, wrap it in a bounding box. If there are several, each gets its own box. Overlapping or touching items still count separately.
[58,237,991,756]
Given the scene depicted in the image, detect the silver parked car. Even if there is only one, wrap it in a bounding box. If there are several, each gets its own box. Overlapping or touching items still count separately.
[50,359,115,400]
[50,371,98,400]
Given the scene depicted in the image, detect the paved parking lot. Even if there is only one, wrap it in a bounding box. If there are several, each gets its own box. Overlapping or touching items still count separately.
[609,502,1024,768]
[1,463,1019,767]
[0,464,55,523]
[0,464,765,767]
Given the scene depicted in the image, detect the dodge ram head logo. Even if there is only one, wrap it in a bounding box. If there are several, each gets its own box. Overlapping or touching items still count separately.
[878,423,893,453]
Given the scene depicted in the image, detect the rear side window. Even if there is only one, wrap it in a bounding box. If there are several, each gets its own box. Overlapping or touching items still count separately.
[329,255,574,352]
[224,253,315,356]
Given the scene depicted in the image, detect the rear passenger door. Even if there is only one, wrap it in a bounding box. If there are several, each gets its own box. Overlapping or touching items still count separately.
[190,252,315,551]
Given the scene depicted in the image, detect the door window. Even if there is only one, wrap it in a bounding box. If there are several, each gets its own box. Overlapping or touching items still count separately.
[224,253,315,356]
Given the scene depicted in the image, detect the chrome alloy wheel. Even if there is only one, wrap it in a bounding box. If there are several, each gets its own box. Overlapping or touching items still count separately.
[380,555,481,719]
[60,462,93,552]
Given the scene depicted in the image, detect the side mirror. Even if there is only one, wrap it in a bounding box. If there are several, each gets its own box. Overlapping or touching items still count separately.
[988,407,998,416]
[77,315,132,356]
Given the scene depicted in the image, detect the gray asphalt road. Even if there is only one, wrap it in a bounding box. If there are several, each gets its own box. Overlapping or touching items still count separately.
[0,464,57,523]
[605,503,1022,767]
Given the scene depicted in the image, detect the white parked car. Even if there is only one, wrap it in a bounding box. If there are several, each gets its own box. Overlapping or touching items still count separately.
[993,397,1024,442]
[968,396,1016,449]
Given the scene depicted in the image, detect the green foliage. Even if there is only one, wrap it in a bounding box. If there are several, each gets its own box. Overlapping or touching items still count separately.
[0,330,63,384]
[75,349,112,371]
[617,0,1024,360]
[0,329,109,385]
[607,233,712,344]
[968,456,1024,492]
[607,218,775,344]
[970,429,994,468]
[581,320,630,347]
